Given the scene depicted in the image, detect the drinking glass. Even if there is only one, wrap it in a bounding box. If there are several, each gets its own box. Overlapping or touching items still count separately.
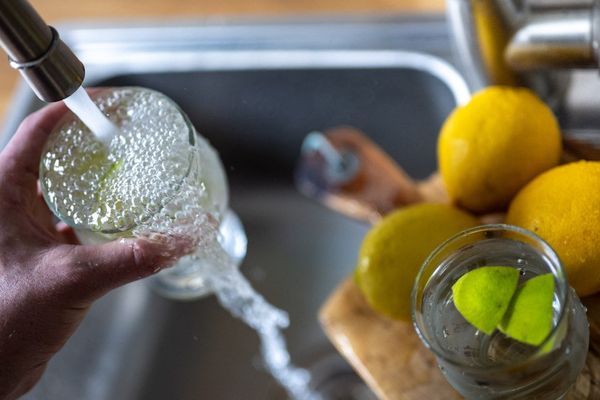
[40,87,245,300]
[412,224,589,399]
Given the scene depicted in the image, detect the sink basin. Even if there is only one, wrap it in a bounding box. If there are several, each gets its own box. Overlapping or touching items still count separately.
[0,15,469,400]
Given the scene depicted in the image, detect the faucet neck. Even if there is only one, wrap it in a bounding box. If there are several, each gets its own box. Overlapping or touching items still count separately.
[0,0,53,62]
[0,0,84,102]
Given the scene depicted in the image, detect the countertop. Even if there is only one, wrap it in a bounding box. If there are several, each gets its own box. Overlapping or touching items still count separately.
[0,0,444,127]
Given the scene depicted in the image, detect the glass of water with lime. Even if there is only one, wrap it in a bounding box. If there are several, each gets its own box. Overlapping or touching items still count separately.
[412,224,589,399]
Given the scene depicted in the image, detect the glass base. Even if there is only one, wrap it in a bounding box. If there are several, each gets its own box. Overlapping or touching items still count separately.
[150,209,247,301]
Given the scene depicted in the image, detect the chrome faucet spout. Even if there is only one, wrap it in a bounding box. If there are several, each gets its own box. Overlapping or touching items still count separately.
[0,0,84,102]
[447,0,600,104]
[506,5,600,71]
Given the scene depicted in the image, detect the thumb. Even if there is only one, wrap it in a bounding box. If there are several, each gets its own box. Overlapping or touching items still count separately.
[60,235,194,301]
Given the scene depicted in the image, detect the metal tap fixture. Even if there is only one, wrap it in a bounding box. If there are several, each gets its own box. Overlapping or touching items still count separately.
[449,0,600,159]
[506,0,600,71]
[447,0,600,101]
[0,0,84,102]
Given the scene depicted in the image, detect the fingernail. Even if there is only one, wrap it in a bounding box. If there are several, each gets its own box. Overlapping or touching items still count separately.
[143,235,196,260]
[140,232,170,244]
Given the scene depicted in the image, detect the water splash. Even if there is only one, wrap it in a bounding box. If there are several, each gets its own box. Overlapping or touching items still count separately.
[136,173,322,400]
[201,251,320,400]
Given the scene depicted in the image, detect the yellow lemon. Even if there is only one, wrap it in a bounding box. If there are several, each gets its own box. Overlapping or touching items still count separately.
[355,203,479,321]
[438,86,561,213]
[507,161,600,296]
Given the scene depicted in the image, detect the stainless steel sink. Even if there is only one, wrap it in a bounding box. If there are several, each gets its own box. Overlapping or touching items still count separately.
[1,15,469,400]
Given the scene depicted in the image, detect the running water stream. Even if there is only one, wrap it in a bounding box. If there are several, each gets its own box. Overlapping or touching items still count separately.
[62,87,117,145]
[52,87,320,399]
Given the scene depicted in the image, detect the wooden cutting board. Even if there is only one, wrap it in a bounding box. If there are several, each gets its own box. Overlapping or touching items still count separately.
[320,278,462,399]
[319,271,600,399]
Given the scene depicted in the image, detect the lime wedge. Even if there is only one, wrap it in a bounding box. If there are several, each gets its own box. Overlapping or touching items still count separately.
[452,266,519,334]
[499,273,555,346]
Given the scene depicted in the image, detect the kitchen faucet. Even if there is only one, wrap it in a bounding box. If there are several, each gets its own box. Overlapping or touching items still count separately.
[0,0,84,102]
[447,0,600,106]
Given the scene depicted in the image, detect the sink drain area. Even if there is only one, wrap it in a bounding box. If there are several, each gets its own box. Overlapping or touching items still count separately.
[269,350,377,400]
[309,352,377,400]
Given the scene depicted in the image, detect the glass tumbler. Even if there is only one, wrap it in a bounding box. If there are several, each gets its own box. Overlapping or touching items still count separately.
[40,87,245,300]
[412,224,589,399]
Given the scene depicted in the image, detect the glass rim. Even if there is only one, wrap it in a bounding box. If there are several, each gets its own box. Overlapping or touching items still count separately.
[411,223,568,372]
[40,86,197,235]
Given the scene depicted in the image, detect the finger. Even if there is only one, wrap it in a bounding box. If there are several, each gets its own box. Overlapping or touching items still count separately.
[33,192,56,232]
[0,87,109,193]
[57,235,195,300]
[55,223,79,245]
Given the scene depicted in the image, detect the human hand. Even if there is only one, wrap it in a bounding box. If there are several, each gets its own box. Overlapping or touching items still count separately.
[0,100,191,399]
